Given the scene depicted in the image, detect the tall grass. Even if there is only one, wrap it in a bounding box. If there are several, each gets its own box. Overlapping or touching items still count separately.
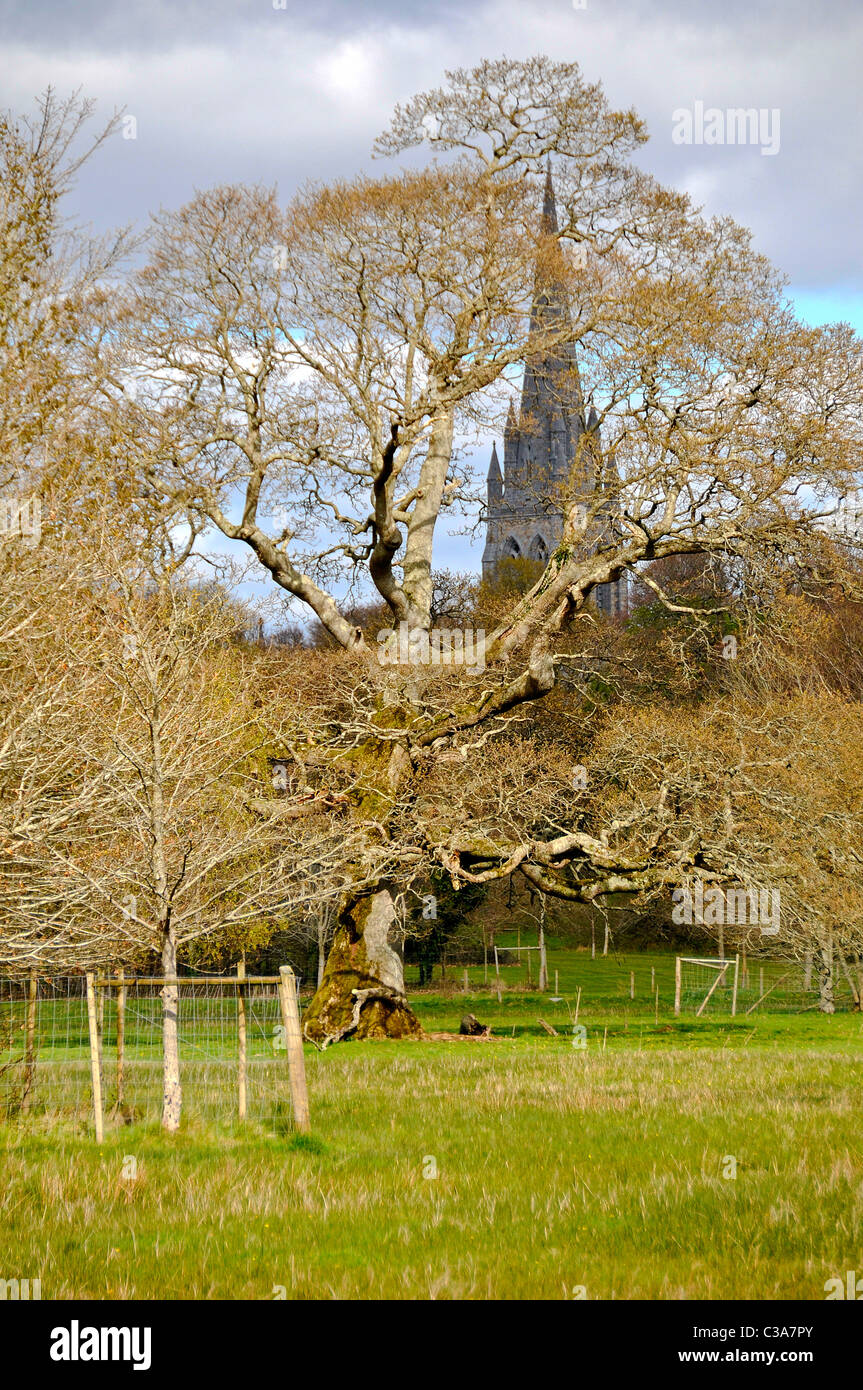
[2,1006,861,1299]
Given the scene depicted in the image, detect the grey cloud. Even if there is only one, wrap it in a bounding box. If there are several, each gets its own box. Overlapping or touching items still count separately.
[0,0,460,53]
[0,0,859,294]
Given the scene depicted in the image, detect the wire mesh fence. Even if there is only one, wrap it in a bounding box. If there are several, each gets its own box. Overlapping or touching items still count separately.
[0,972,305,1133]
[678,955,860,1016]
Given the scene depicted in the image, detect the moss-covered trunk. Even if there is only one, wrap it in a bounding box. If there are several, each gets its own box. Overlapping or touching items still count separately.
[302,888,424,1048]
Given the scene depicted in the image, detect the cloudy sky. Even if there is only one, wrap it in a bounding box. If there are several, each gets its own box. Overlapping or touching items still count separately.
[2,0,860,584]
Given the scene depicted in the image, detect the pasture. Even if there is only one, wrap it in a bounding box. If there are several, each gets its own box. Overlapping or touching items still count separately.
[1,945,860,1300]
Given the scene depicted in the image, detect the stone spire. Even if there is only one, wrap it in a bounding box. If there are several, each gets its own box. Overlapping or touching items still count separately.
[541,157,559,235]
[486,440,503,504]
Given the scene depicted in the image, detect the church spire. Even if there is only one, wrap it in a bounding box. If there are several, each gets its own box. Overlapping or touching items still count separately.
[487,440,503,504]
[541,157,559,235]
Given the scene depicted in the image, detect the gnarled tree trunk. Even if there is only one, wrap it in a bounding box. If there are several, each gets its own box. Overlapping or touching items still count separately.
[303,888,424,1048]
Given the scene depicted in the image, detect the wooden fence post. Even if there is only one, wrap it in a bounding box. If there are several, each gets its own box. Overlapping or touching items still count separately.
[86,972,104,1144]
[21,970,38,1110]
[494,945,500,980]
[731,953,740,1017]
[116,968,126,1109]
[674,956,682,1017]
[630,970,636,1002]
[278,967,310,1134]
[237,959,247,1122]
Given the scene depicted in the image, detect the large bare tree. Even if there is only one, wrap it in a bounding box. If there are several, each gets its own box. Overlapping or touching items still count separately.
[111,57,863,1044]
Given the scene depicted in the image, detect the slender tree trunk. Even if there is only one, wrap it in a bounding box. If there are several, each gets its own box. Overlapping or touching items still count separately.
[161,925,182,1130]
[538,923,548,992]
[818,933,835,1015]
[302,887,423,1048]
[317,919,326,990]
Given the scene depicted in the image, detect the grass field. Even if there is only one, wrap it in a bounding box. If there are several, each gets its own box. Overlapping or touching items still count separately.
[1,946,861,1300]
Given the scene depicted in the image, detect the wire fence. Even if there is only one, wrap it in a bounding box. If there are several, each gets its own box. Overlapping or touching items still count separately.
[0,972,305,1133]
[678,956,860,1016]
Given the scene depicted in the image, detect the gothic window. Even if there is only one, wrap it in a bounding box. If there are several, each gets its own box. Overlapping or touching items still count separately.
[503,537,521,558]
[528,535,549,563]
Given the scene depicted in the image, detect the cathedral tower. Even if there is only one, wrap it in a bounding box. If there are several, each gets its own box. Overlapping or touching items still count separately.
[481,166,627,619]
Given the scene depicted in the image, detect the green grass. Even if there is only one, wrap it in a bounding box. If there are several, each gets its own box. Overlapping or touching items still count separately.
[1,948,861,1300]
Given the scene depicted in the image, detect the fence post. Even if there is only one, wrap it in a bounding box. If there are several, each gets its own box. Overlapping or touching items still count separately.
[731,953,740,1017]
[674,957,682,1017]
[278,966,310,1134]
[116,968,126,1109]
[494,945,500,980]
[237,959,247,1123]
[21,970,38,1110]
[630,970,635,1002]
[86,972,104,1144]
